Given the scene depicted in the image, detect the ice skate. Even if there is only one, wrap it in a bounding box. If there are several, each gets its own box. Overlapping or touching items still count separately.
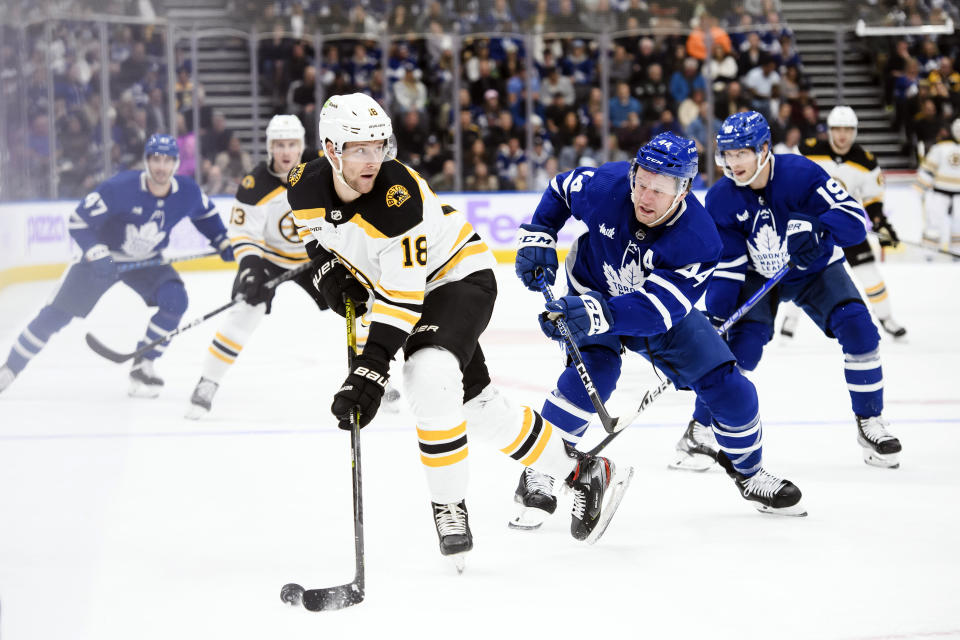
[129,357,164,398]
[0,365,15,394]
[879,318,907,340]
[381,383,402,413]
[668,419,719,471]
[779,313,798,340]
[432,500,472,573]
[718,452,806,516]
[856,415,902,468]
[508,467,557,530]
[566,454,634,544]
[185,377,219,419]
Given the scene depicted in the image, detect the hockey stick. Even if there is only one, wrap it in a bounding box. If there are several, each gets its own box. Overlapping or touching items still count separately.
[116,250,218,273]
[281,296,365,611]
[872,232,960,260]
[85,257,318,363]
[536,268,623,434]
[587,263,792,455]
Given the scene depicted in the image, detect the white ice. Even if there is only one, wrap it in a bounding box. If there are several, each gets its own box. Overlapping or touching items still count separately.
[0,260,958,640]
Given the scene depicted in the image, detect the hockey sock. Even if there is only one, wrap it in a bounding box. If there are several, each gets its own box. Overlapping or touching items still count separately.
[138,281,188,360]
[5,305,73,374]
[201,302,266,382]
[695,363,762,476]
[829,303,883,417]
[137,309,180,360]
[713,413,763,477]
[691,394,714,427]
[851,262,894,321]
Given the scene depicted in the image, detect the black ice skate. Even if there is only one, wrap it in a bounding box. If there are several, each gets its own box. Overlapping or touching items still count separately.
[129,357,164,398]
[508,467,557,530]
[566,454,634,544]
[185,377,219,419]
[432,500,472,573]
[717,452,806,517]
[879,318,907,340]
[0,365,15,394]
[668,419,719,471]
[856,415,902,468]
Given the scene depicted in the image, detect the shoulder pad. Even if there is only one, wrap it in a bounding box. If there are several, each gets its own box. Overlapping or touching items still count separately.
[236,162,284,205]
[362,161,425,237]
[847,144,879,169]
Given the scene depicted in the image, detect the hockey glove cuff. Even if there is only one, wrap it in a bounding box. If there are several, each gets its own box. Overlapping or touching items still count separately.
[232,256,275,312]
[541,291,612,343]
[211,233,235,262]
[85,244,118,282]
[331,355,389,429]
[871,216,900,247]
[785,213,823,270]
[312,251,369,317]
[515,223,559,291]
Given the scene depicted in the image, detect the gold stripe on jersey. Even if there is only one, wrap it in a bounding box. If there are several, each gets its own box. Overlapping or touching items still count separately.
[371,301,421,329]
[418,421,468,467]
[863,195,882,207]
[431,239,491,283]
[376,286,425,302]
[351,214,389,240]
[402,164,428,202]
[805,154,831,163]
[293,207,326,221]
[256,185,287,206]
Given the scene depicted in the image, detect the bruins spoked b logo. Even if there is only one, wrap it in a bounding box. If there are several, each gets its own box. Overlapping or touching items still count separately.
[288,162,306,186]
[386,184,411,208]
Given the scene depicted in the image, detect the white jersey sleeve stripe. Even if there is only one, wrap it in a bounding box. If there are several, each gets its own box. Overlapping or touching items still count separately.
[639,289,673,331]
[647,273,693,314]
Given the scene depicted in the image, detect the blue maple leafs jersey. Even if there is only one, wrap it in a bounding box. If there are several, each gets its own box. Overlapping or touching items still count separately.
[69,170,226,260]
[530,161,722,337]
[704,154,868,319]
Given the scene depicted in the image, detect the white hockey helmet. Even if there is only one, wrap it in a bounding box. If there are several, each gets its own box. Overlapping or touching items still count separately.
[951,118,960,141]
[827,105,859,130]
[265,114,305,167]
[318,93,397,161]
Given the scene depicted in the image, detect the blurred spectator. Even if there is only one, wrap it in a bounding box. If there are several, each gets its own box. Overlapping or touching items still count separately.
[650,109,684,137]
[928,57,960,116]
[797,103,822,140]
[395,110,429,168]
[215,135,252,193]
[201,111,233,162]
[496,137,527,189]
[884,39,912,106]
[739,33,766,75]
[393,63,428,115]
[743,57,781,117]
[635,63,670,121]
[175,112,196,177]
[532,156,559,192]
[686,101,721,155]
[431,158,457,191]
[686,14,732,61]
[288,65,317,121]
[558,133,596,172]
[773,125,801,154]
[116,41,150,94]
[913,97,945,148]
[669,57,707,104]
[715,80,749,120]
[706,43,739,92]
[609,44,634,85]
[616,111,647,153]
[486,110,523,152]
[202,162,226,195]
[464,160,499,191]
[769,101,793,144]
[421,135,449,178]
[540,66,575,106]
[610,81,643,128]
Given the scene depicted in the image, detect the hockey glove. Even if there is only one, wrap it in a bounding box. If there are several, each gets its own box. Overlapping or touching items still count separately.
[312,252,369,317]
[871,215,900,248]
[515,223,559,291]
[540,292,612,343]
[785,213,823,270]
[85,244,118,282]
[331,354,388,429]
[212,233,235,262]
[232,256,275,312]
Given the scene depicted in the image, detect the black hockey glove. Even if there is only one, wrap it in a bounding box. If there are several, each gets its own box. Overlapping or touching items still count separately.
[871,215,900,248]
[331,354,388,429]
[232,257,275,312]
[312,252,368,317]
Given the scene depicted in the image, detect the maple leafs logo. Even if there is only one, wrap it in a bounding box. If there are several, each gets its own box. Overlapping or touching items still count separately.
[747,223,789,277]
[602,244,648,295]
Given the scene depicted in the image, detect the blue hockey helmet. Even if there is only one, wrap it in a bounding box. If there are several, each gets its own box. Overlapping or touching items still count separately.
[633,132,699,180]
[715,111,772,186]
[144,133,179,159]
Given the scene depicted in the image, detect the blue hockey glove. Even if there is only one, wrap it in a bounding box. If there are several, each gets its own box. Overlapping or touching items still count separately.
[85,245,117,282]
[540,292,612,343]
[331,354,388,429]
[515,223,558,291]
[785,213,823,269]
[212,234,235,262]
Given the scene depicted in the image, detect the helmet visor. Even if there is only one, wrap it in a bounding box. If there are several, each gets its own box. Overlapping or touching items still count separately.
[339,136,398,163]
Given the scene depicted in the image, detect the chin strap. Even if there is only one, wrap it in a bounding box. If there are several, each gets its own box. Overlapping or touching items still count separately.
[726,148,772,187]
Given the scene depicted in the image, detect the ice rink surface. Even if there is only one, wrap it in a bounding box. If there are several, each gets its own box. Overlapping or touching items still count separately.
[0,261,958,640]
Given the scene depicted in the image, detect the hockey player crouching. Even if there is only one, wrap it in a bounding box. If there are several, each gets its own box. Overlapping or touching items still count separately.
[185,115,329,417]
[288,93,632,565]
[512,132,805,528]
[684,111,901,469]
[0,134,234,397]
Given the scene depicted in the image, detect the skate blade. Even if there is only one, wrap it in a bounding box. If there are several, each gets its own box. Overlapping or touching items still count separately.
[448,553,467,574]
[184,404,210,420]
[586,466,635,545]
[862,449,900,469]
[507,505,550,530]
[667,451,717,472]
[128,382,161,398]
[754,501,808,517]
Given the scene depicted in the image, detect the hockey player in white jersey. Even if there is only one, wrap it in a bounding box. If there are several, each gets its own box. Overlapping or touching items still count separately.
[781,106,908,340]
[916,118,960,255]
[288,93,632,565]
[185,115,329,417]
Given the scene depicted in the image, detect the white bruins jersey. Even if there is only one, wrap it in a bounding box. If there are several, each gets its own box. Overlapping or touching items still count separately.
[229,150,323,268]
[800,138,885,208]
[917,139,960,193]
[288,158,495,335]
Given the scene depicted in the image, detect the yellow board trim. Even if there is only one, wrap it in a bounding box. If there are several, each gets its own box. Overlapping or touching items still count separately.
[420,447,469,467]
[417,422,467,442]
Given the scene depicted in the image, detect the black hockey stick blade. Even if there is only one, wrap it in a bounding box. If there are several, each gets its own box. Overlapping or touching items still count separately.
[303,582,364,611]
[84,332,139,363]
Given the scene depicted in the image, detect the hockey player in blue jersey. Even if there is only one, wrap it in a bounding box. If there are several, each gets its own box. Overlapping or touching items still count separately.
[0,134,234,397]
[676,111,901,470]
[511,132,805,526]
